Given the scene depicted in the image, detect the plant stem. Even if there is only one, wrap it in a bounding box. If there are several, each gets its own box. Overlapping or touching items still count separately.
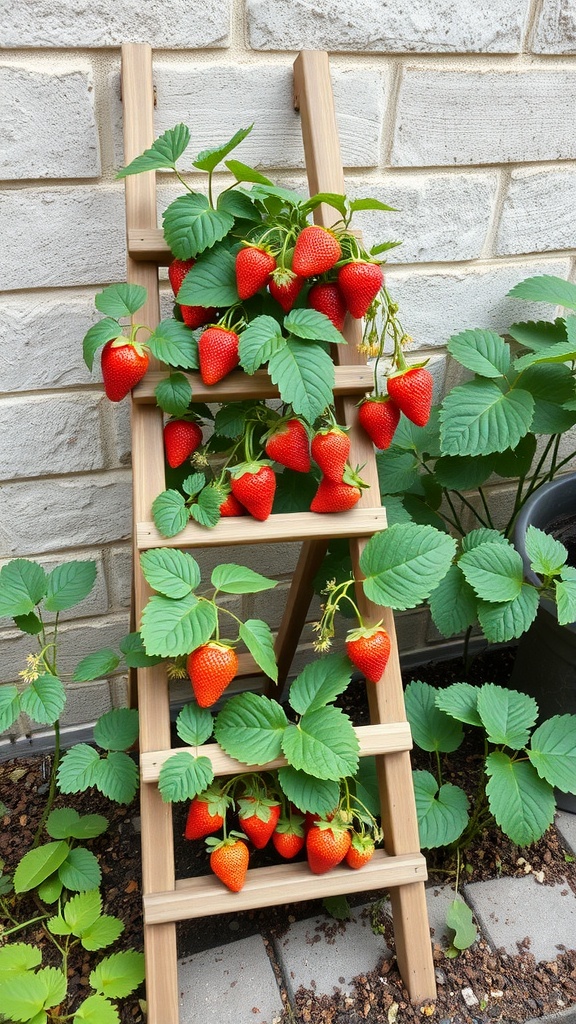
[32,721,60,848]
[477,487,495,529]
[2,913,49,936]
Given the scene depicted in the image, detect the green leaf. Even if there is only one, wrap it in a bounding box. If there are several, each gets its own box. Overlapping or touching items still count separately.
[301,192,348,217]
[0,558,47,617]
[0,966,66,1020]
[529,715,576,794]
[513,340,576,372]
[485,751,555,845]
[176,702,214,746]
[376,447,421,495]
[58,847,101,892]
[117,123,190,177]
[225,159,275,186]
[20,674,66,725]
[477,585,539,643]
[163,193,234,260]
[72,649,120,682]
[353,757,380,818]
[525,525,567,577]
[556,568,576,625]
[93,752,139,804]
[508,274,576,311]
[281,768,338,816]
[477,684,538,748]
[440,380,534,457]
[83,318,122,371]
[81,915,124,952]
[428,564,478,639]
[392,407,442,459]
[177,244,239,306]
[447,328,510,378]
[508,318,567,351]
[0,943,41,980]
[140,593,217,658]
[193,125,253,172]
[147,318,199,369]
[217,188,265,222]
[405,681,464,753]
[281,706,359,781]
[462,528,509,552]
[491,433,538,478]
[45,560,97,612]
[284,307,346,345]
[413,771,469,848]
[154,372,193,416]
[268,338,334,422]
[158,751,214,802]
[119,632,164,669]
[445,900,478,950]
[214,692,288,764]
[360,523,456,611]
[273,467,318,513]
[459,540,524,602]
[74,993,121,1024]
[213,400,257,439]
[190,485,222,528]
[238,618,278,683]
[288,653,353,715]
[46,808,108,840]
[151,489,190,538]
[14,611,43,635]
[37,873,63,904]
[239,315,285,374]
[0,684,21,732]
[140,548,201,598]
[47,911,72,936]
[211,563,277,594]
[435,683,483,727]
[94,283,147,318]
[93,708,139,752]
[90,950,145,999]
[350,196,398,213]
[57,744,101,793]
[433,454,495,491]
[323,894,352,921]
[14,840,69,893]
[182,472,206,498]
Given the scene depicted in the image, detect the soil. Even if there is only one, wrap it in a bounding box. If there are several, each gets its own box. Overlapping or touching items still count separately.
[1,645,576,1024]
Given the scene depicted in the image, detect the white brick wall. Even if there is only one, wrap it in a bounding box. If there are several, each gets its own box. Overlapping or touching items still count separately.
[1,0,575,736]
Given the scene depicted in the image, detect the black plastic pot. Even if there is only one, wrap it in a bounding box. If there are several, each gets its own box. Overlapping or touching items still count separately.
[510,472,576,812]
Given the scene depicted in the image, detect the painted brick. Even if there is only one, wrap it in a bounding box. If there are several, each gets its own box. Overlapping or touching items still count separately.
[351,172,498,263]
[0,613,130,686]
[246,0,529,52]
[1,0,230,48]
[0,393,107,479]
[391,68,576,166]
[0,549,109,622]
[0,65,100,179]
[533,0,576,53]
[496,167,576,256]
[0,471,132,557]
[110,64,384,171]
[0,188,126,292]
[384,259,572,350]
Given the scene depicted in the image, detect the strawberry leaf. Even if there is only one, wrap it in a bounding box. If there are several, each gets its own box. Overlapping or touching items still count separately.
[214,692,288,764]
[119,632,164,669]
[93,708,139,752]
[0,558,47,617]
[83,318,122,371]
[459,540,524,602]
[20,674,66,725]
[140,593,217,658]
[485,752,555,846]
[94,283,147,318]
[239,619,278,682]
[276,766,340,815]
[151,489,190,538]
[239,315,285,374]
[477,586,540,643]
[154,372,193,416]
[360,523,456,611]
[300,192,347,217]
[57,744,101,794]
[45,560,97,612]
[147,318,199,369]
[176,703,214,747]
[284,308,346,345]
[190,486,222,527]
[428,564,478,638]
[116,123,190,177]
[93,752,139,804]
[413,770,469,849]
[0,685,20,733]
[529,715,576,794]
[435,683,483,727]
[72,650,120,682]
[405,681,464,753]
[140,549,201,599]
[14,841,70,893]
[217,188,263,222]
[225,159,275,186]
[447,329,510,378]
[268,338,334,422]
[349,197,398,212]
[58,847,101,892]
[211,564,277,594]
[163,194,234,260]
[507,318,567,351]
[476,684,538,748]
[440,380,534,457]
[90,950,145,1000]
[177,244,239,306]
[193,125,253,173]
[507,274,576,312]
[282,706,359,780]
[158,751,214,802]
[288,653,352,715]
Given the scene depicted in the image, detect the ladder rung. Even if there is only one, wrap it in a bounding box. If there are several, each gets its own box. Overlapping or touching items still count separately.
[140,722,413,783]
[128,227,172,263]
[132,365,374,403]
[137,507,388,551]
[144,850,428,924]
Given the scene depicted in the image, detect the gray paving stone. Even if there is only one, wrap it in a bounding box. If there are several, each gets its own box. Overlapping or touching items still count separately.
[178,934,283,1024]
[273,903,390,1001]
[526,1008,576,1024]
[556,810,576,855]
[425,884,471,949]
[464,874,576,963]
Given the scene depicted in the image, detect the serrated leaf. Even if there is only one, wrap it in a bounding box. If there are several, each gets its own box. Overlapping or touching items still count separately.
[13,611,43,634]
[238,619,278,683]
[37,873,63,904]
[93,752,139,804]
[119,631,164,669]
[57,744,101,793]
[46,808,108,841]
[459,540,524,602]
[392,407,442,458]
[189,486,222,527]
[14,840,69,893]
[214,692,288,765]
[288,653,352,715]
[428,564,478,639]
[90,950,145,999]
[72,649,120,682]
[73,993,120,1024]
[211,563,277,594]
[163,194,234,260]
[556,571,576,625]
[508,318,567,351]
[182,472,206,497]
[376,447,421,495]
[177,244,239,306]
[0,558,47,617]
[528,715,576,794]
[440,380,534,457]
[0,966,66,1020]
[154,372,193,416]
[405,681,464,753]
[301,191,348,217]
[157,751,214,802]
[61,889,101,933]
[491,433,538,478]
[176,702,214,746]
[193,125,253,172]
[83,318,122,371]
[239,315,285,374]
[20,674,66,725]
[485,751,555,845]
[140,548,201,598]
[448,328,510,378]
[117,123,190,177]
[268,338,334,422]
[147,318,199,369]
[151,489,189,538]
[433,454,495,491]
[45,560,97,612]
[225,159,275,186]
[47,911,72,936]
[477,585,539,643]
[0,943,41,980]
[445,899,478,950]
[140,592,217,658]
[462,528,509,552]
[284,307,346,345]
[360,523,456,611]
[94,283,147,318]
[281,705,359,781]
[58,847,101,892]
[81,914,124,952]
[413,770,469,848]
[513,340,576,372]
[0,684,21,732]
[435,683,483,727]
[93,708,139,752]
[218,187,266,222]
[508,274,576,311]
[477,683,538,748]
[525,525,567,577]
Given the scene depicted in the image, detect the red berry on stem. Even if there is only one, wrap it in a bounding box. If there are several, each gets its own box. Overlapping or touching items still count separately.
[236,246,276,300]
[292,225,342,278]
[163,419,203,468]
[269,273,305,312]
[345,626,391,683]
[101,339,149,402]
[387,367,434,428]
[337,261,383,319]
[357,396,400,451]
[230,465,276,521]
[308,282,347,332]
[265,419,311,474]
[186,643,239,708]
[311,428,350,482]
[198,326,240,385]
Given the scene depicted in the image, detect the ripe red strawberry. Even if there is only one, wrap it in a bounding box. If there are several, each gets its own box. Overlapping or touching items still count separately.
[238,797,281,850]
[292,226,342,278]
[218,490,247,517]
[337,261,384,319]
[357,396,400,450]
[311,428,350,482]
[184,787,229,841]
[236,246,276,300]
[198,326,240,385]
[208,836,250,892]
[230,464,276,521]
[387,367,434,427]
[180,303,217,330]
[186,642,238,708]
[163,419,203,468]
[269,272,305,312]
[308,282,347,332]
[168,257,195,296]
[272,817,305,859]
[345,833,376,870]
[306,818,352,874]
[101,339,149,402]
[310,477,362,514]
[265,419,311,473]
[345,626,391,683]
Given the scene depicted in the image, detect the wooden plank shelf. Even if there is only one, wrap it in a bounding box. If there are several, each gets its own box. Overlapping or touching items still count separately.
[132,365,375,403]
[128,227,172,262]
[140,722,413,783]
[144,850,428,924]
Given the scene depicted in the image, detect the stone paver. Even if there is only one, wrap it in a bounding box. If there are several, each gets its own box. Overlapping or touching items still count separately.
[425,884,470,949]
[556,811,576,855]
[178,933,283,1024]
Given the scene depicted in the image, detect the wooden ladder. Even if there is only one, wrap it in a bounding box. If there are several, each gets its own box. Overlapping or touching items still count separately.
[121,43,436,1023]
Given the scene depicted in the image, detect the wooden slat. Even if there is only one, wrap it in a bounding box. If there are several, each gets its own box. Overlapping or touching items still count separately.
[128,227,172,262]
[132,364,374,403]
[144,850,428,924]
[140,722,412,783]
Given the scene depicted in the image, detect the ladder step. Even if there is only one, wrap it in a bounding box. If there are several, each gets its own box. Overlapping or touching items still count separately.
[140,722,413,783]
[144,850,428,924]
[137,507,388,551]
[132,365,374,403]
[128,227,172,262]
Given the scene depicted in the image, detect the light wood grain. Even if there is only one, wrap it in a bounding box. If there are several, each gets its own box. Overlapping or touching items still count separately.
[132,364,374,403]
